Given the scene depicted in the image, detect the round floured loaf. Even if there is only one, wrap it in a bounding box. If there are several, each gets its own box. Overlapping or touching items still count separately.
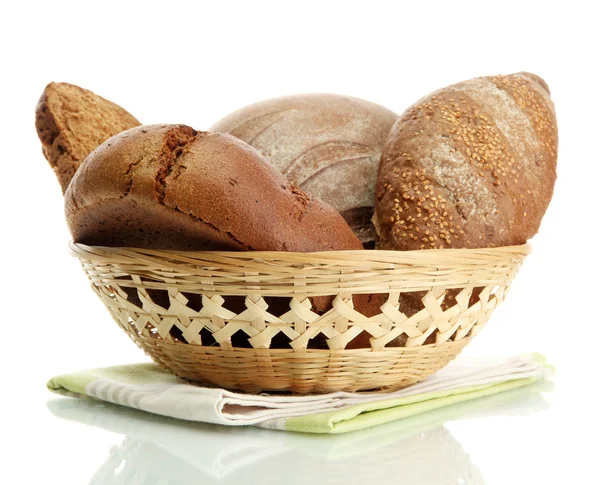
[211,94,398,245]
[375,72,558,250]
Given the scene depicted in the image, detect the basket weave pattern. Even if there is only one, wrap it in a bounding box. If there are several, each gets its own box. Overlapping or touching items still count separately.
[72,243,529,393]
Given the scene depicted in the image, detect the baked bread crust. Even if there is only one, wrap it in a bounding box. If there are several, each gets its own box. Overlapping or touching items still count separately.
[375,72,557,250]
[35,82,140,192]
[211,94,398,245]
[65,124,363,253]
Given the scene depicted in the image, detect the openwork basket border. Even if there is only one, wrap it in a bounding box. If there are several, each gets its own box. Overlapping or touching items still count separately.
[72,243,529,393]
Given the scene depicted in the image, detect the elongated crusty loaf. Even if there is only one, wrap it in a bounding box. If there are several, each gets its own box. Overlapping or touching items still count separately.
[375,72,558,250]
[65,124,363,253]
[35,82,140,192]
[211,94,398,245]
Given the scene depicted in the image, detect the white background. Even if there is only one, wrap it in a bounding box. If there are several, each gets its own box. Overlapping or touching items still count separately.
[1,1,598,483]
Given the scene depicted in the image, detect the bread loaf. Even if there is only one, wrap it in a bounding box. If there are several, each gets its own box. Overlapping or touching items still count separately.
[35,82,140,192]
[211,94,398,245]
[375,72,557,250]
[66,124,363,254]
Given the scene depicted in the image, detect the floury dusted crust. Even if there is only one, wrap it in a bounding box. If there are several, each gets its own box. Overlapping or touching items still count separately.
[375,72,557,250]
[211,94,398,245]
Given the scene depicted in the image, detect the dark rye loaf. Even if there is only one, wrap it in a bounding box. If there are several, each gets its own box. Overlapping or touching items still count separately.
[211,94,398,245]
[65,124,373,331]
[375,72,557,251]
[35,82,140,193]
[65,124,363,254]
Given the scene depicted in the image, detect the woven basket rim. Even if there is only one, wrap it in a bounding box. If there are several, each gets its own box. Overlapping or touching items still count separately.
[70,241,531,260]
[72,240,529,296]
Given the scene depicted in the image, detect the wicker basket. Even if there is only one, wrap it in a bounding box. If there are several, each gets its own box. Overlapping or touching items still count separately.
[71,243,529,394]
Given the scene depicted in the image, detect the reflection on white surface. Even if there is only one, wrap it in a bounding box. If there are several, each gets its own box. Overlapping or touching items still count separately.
[47,381,552,485]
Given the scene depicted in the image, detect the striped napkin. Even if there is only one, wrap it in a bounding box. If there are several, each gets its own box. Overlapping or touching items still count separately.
[47,353,552,434]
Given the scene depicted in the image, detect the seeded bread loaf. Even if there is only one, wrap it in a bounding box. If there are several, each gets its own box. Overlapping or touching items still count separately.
[35,82,141,193]
[375,72,557,250]
[211,94,398,245]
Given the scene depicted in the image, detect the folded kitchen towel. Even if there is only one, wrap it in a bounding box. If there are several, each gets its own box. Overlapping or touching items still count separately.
[48,380,552,481]
[47,353,552,434]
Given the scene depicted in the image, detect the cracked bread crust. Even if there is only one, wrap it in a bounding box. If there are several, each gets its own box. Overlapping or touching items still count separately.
[35,82,140,193]
[65,124,363,253]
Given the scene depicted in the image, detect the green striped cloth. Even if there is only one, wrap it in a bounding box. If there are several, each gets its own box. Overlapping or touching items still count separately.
[48,353,552,434]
